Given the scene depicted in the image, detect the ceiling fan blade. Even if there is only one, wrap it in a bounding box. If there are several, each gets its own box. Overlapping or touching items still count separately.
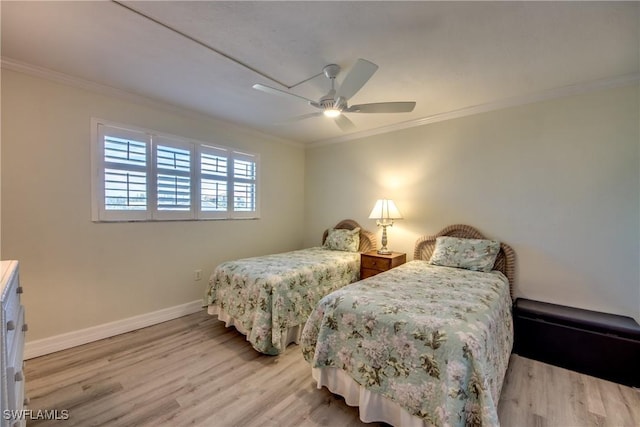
[334,114,356,132]
[337,59,379,101]
[276,112,323,124]
[345,102,416,113]
[252,84,316,104]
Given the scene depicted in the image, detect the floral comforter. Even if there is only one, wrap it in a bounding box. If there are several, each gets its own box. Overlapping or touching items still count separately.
[206,247,360,355]
[301,260,513,427]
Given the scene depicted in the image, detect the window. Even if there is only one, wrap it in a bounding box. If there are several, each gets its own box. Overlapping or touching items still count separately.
[92,120,259,221]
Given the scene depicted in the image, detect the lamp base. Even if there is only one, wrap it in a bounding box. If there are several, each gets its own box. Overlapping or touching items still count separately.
[376,223,393,255]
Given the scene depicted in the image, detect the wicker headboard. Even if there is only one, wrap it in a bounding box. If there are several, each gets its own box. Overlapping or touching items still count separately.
[413,224,516,299]
[322,219,377,253]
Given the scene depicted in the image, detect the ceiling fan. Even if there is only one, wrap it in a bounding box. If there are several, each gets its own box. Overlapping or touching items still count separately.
[252,59,416,131]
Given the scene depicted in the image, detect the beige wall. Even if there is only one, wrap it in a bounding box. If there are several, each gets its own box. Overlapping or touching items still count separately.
[3,68,638,344]
[1,70,305,341]
[305,84,640,322]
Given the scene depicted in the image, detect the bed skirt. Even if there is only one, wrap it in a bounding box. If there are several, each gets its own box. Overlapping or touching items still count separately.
[208,305,302,352]
[311,367,426,427]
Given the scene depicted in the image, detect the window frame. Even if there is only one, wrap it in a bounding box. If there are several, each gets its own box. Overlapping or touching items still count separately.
[91,119,260,222]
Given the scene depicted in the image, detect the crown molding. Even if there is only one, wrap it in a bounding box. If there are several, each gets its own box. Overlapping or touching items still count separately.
[4,57,636,150]
[1,57,303,149]
[308,72,640,148]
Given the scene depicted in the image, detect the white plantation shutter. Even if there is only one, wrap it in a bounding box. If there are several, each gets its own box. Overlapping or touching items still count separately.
[92,120,259,221]
[97,125,151,221]
[197,146,260,219]
[154,137,194,220]
[231,151,258,217]
[199,145,229,219]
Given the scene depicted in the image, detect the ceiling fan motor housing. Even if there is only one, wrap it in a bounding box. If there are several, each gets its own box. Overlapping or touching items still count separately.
[322,64,340,80]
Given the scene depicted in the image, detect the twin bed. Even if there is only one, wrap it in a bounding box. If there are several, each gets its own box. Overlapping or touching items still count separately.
[205,219,376,355]
[301,224,516,427]
[207,222,515,426]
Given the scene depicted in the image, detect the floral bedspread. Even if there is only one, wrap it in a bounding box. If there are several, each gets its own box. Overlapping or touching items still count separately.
[301,260,513,427]
[206,247,360,355]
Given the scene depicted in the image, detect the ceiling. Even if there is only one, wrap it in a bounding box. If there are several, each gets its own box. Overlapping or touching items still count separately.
[2,1,638,145]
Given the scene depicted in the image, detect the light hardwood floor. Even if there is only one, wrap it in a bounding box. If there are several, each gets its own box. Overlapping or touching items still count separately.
[24,310,640,426]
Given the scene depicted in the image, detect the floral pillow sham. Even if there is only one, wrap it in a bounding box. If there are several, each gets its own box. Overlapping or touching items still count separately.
[323,227,361,252]
[428,236,500,272]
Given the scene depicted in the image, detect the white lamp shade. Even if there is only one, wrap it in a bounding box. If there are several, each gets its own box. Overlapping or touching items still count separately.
[368,199,403,220]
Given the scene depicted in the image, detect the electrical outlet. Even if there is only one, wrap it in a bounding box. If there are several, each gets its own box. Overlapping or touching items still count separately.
[194,269,202,281]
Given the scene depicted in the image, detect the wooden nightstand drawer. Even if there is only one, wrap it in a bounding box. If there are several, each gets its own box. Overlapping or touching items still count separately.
[361,255,392,271]
[360,251,406,278]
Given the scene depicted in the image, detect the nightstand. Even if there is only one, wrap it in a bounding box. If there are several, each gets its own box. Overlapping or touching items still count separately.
[360,251,406,279]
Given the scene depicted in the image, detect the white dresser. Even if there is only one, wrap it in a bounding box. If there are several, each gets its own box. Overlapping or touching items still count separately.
[1,261,27,427]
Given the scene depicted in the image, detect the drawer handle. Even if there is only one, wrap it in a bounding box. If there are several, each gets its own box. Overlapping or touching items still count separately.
[15,371,23,382]
[7,320,15,331]
[16,286,23,294]
[22,323,29,332]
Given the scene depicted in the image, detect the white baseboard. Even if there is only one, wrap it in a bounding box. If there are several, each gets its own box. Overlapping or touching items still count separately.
[24,300,204,360]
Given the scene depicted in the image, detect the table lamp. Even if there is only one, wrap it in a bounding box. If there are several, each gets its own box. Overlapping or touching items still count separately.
[368,199,403,255]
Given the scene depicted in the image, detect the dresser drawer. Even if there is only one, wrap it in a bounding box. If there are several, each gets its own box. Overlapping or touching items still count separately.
[7,307,25,412]
[361,255,392,271]
[11,378,26,427]
[8,307,25,373]
[1,266,21,306]
[7,364,25,417]
[3,277,22,363]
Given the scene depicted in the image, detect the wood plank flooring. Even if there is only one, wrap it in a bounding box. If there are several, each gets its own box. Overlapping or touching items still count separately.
[24,310,640,426]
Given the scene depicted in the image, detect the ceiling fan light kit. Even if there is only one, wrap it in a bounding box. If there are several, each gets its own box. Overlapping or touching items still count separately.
[252,58,416,131]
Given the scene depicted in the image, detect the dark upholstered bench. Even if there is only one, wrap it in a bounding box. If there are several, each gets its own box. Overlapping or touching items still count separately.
[513,298,640,387]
